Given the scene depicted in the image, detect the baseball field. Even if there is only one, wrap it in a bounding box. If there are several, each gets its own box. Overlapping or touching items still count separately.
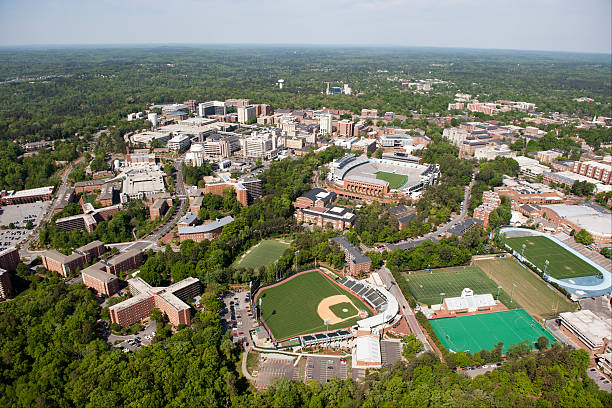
[403,265,519,309]
[257,270,371,341]
[235,239,289,270]
[375,171,408,189]
[504,235,600,279]
[474,257,577,321]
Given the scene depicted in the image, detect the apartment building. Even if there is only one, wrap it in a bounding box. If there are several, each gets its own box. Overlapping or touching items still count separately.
[473,191,501,228]
[178,216,234,243]
[81,263,120,296]
[0,269,12,299]
[150,198,169,220]
[102,249,143,275]
[338,120,355,137]
[237,105,256,123]
[0,247,20,272]
[331,236,372,276]
[572,160,612,184]
[41,241,106,277]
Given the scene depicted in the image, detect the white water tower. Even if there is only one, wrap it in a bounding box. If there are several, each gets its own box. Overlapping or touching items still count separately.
[278,79,284,89]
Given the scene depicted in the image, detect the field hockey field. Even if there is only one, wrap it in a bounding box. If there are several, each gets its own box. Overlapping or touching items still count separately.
[375,171,408,189]
[474,257,577,321]
[403,265,518,309]
[504,235,600,279]
[235,239,289,270]
[257,270,371,341]
[430,309,556,353]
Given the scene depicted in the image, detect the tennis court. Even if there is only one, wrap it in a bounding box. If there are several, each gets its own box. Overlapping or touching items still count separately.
[403,266,518,309]
[504,235,600,279]
[430,309,555,353]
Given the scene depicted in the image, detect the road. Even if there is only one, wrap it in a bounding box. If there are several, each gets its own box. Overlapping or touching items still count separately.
[378,265,433,353]
[19,156,85,259]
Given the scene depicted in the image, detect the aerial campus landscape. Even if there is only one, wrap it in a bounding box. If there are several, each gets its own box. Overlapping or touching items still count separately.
[0,2,611,407]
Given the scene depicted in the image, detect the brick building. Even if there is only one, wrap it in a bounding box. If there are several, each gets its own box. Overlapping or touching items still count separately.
[331,236,372,276]
[178,216,234,243]
[338,120,355,137]
[572,160,611,184]
[0,269,12,299]
[41,241,106,277]
[102,249,143,275]
[149,198,169,220]
[473,191,501,227]
[109,277,200,327]
[204,178,262,206]
[0,247,20,272]
[81,263,120,296]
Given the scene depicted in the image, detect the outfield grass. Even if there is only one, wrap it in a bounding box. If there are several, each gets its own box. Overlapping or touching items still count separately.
[504,235,600,279]
[375,171,408,189]
[403,265,518,309]
[258,271,371,340]
[329,302,358,319]
[236,239,289,269]
[430,309,556,353]
[475,257,577,321]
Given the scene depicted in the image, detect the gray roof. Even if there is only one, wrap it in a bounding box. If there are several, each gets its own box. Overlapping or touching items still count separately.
[332,236,371,265]
[179,216,234,235]
[447,217,483,237]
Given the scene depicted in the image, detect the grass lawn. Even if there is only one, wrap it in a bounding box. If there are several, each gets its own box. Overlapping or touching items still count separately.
[430,309,556,353]
[329,302,358,319]
[246,351,260,375]
[375,171,408,189]
[258,270,371,341]
[403,265,518,309]
[504,235,600,279]
[475,258,577,321]
[236,239,289,270]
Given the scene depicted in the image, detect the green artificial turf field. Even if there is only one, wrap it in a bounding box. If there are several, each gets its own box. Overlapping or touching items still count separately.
[430,309,556,353]
[403,265,518,309]
[504,235,600,279]
[257,270,371,340]
[235,239,289,269]
[375,171,408,189]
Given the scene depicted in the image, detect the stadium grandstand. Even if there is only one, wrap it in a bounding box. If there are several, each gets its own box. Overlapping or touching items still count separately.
[340,276,399,329]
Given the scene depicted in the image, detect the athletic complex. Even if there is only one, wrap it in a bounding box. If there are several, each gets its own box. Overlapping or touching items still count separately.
[327,154,440,201]
[253,269,398,345]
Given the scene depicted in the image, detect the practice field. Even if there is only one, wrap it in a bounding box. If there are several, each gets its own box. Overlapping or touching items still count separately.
[235,239,289,269]
[475,258,577,321]
[375,171,408,189]
[257,270,371,341]
[430,309,556,353]
[404,266,518,309]
[504,235,600,279]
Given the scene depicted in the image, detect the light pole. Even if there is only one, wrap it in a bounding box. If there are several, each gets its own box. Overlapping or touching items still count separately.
[544,259,549,276]
[521,243,526,258]
[496,285,502,301]
[510,283,517,303]
[324,318,330,334]
[440,292,445,305]
[294,250,299,272]
[274,259,279,281]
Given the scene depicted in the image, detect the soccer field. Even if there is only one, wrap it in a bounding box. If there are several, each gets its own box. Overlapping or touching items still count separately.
[504,235,600,279]
[475,257,577,321]
[375,171,408,189]
[235,239,289,269]
[430,309,556,353]
[257,270,371,341]
[403,266,518,309]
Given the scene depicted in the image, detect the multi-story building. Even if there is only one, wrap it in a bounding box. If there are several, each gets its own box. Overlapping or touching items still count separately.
[295,205,356,230]
[572,160,611,184]
[361,109,378,118]
[319,113,333,135]
[536,150,564,164]
[102,249,143,275]
[473,191,501,227]
[294,188,337,209]
[338,120,355,137]
[237,105,256,123]
[178,216,234,242]
[225,99,252,108]
[202,134,241,157]
[242,134,275,158]
[0,269,12,299]
[81,263,120,296]
[0,247,20,272]
[109,277,200,327]
[255,104,271,116]
[331,236,372,276]
[167,134,191,151]
[41,241,106,277]
[150,198,169,220]
[204,177,262,206]
[183,99,198,113]
[198,101,227,117]
[448,103,464,110]
[0,186,54,205]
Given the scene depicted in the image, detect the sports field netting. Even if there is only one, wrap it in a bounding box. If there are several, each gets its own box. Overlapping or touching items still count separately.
[504,235,600,279]
[258,270,371,341]
[430,309,556,353]
[403,266,519,309]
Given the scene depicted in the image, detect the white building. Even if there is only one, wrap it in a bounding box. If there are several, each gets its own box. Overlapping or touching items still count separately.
[474,145,517,161]
[130,131,172,146]
[442,127,470,146]
[442,288,497,313]
[167,134,191,151]
[514,156,550,178]
[237,105,256,123]
[560,310,612,350]
[147,113,159,127]
[185,144,205,167]
[198,101,226,118]
[320,113,332,135]
[120,167,166,199]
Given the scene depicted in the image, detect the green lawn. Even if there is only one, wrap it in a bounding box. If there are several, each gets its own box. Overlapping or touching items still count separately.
[375,171,408,189]
[257,270,371,341]
[504,235,601,279]
[235,239,289,270]
[404,265,518,309]
[430,309,556,353]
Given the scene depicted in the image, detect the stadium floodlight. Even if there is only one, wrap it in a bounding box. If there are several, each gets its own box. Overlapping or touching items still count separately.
[510,283,518,303]
[521,243,526,258]
[440,292,446,305]
[324,318,330,334]
[497,285,502,300]
[544,259,549,276]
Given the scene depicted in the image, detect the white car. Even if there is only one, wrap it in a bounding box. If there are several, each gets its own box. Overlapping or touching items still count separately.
[122,348,130,353]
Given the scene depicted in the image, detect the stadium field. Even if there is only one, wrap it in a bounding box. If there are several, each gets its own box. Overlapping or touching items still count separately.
[235,239,289,269]
[430,309,556,353]
[403,266,518,309]
[257,270,371,341]
[475,257,577,321]
[504,235,600,279]
[375,171,408,189]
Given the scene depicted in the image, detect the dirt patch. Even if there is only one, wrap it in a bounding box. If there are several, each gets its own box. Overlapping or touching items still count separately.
[317,295,359,324]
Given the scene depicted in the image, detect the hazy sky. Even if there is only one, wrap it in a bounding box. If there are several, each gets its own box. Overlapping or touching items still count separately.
[0,0,610,53]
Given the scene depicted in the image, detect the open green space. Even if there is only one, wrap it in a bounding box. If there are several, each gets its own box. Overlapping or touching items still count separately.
[329,302,358,319]
[430,309,556,353]
[403,265,518,309]
[504,235,600,279]
[235,239,289,269]
[258,270,371,341]
[375,171,408,189]
[475,258,577,321]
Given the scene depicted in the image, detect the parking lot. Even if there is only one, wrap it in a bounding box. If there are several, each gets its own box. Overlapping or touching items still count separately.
[305,355,348,383]
[0,229,31,249]
[587,367,612,393]
[255,354,298,389]
[0,201,50,249]
[106,320,157,353]
[220,289,258,347]
[380,340,402,367]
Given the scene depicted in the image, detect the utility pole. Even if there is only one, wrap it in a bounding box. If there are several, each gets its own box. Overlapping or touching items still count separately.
[496,285,502,301]
[510,283,517,303]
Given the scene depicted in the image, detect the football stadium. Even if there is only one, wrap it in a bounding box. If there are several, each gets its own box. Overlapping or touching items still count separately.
[328,153,440,201]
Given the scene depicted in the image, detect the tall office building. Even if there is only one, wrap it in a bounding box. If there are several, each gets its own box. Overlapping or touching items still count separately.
[198,101,227,118]
[238,105,257,123]
[338,120,355,137]
[320,114,332,135]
